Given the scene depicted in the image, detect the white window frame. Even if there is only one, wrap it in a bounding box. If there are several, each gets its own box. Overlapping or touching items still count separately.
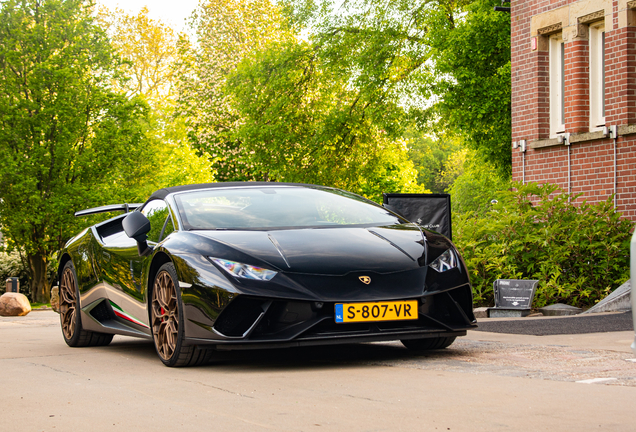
[589,22,606,130]
[549,33,565,137]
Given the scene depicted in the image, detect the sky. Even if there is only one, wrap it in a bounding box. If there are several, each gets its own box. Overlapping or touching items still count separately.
[97,0,201,32]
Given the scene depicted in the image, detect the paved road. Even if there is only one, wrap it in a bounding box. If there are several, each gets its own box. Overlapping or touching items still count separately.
[1,311,635,431]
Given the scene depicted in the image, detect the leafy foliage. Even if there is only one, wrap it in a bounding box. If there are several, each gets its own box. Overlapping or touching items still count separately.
[107,98,215,203]
[225,40,426,201]
[286,0,511,174]
[177,0,426,201]
[405,130,461,194]
[0,0,150,301]
[445,148,510,214]
[454,183,633,308]
[175,0,293,181]
[98,6,215,201]
[428,0,511,176]
[97,6,179,101]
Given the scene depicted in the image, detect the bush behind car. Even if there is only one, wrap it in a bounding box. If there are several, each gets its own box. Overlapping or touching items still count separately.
[454,182,633,308]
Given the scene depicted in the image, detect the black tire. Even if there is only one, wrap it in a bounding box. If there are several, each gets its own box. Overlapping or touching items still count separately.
[59,261,113,347]
[150,262,212,367]
[401,336,457,351]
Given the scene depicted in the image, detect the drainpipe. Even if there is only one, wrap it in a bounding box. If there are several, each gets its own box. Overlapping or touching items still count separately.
[609,125,618,209]
[562,133,571,198]
[519,140,527,184]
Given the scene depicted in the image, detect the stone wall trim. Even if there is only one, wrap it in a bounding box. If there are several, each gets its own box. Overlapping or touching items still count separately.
[528,138,563,149]
[537,23,563,35]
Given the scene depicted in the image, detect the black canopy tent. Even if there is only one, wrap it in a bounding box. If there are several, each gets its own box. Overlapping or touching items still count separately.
[382,193,452,240]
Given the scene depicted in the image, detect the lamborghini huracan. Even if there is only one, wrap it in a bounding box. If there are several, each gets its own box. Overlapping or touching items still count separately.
[58,182,476,367]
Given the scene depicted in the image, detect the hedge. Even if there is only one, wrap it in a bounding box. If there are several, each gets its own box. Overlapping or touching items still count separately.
[453,182,633,308]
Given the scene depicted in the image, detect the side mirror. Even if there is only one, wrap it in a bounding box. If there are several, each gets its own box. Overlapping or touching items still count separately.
[123,212,152,256]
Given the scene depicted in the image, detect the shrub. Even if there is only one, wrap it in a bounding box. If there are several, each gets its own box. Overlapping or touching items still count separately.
[453,182,633,308]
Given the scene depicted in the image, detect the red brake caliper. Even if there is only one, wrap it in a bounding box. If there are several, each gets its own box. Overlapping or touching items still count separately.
[161,307,165,322]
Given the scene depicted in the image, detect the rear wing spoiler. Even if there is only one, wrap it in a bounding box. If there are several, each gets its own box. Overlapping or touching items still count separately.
[74,203,143,217]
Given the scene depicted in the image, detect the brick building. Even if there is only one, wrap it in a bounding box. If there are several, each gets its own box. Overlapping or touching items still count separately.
[511,0,636,219]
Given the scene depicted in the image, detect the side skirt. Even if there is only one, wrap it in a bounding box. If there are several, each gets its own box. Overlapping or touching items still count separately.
[81,298,152,339]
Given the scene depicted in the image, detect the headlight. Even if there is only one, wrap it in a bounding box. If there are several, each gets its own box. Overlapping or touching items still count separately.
[428,249,457,273]
[210,258,277,281]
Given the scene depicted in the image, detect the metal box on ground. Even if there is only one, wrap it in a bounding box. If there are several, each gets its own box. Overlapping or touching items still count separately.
[5,277,19,293]
[488,279,538,318]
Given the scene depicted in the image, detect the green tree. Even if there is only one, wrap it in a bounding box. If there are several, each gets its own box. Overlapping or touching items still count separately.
[97,6,178,100]
[106,99,215,202]
[429,0,511,176]
[98,5,215,200]
[175,0,293,181]
[444,148,509,214]
[287,0,511,174]
[0,0,149,302]
[405,129,461,193]
[176,0,425,200]
[224,40,425,201]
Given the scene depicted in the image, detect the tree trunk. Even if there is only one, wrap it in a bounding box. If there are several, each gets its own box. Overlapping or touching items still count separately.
[28,253,50,303]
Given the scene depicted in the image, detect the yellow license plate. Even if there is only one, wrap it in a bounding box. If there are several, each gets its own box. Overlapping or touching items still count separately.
[334,300,418,323]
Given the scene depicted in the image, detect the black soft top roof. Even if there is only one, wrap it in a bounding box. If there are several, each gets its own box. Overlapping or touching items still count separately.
[148,182,324,201]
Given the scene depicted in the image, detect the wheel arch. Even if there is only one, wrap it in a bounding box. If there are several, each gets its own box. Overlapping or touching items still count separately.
[146,251,173,319]
[57,253,73,284]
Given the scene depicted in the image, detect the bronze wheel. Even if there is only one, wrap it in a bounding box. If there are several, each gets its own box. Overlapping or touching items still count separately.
[152,268,179,361]
[150,262,212,367]
[58,260,113,347]
[60,266,77,340]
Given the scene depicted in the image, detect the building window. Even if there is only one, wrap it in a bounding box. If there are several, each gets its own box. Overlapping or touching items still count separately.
[589,22,605,129]
[549,33,565,137]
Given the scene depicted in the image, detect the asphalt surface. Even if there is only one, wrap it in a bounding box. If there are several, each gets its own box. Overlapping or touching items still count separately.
[2,311,636,431]
[475,311,634,335]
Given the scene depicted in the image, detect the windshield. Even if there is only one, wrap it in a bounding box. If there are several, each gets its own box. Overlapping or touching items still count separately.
[173,186,405,230]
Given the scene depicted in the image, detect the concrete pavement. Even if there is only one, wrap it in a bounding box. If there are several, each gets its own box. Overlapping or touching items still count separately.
[475,311,633,335]
[1,311,635,431]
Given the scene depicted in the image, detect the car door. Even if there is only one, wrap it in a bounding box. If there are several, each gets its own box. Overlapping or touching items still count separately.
[100,200,174,324]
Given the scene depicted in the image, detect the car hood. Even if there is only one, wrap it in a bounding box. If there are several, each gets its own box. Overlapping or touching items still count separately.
[191,225,426,275]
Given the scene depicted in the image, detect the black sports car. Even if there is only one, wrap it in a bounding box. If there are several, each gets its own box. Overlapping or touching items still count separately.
[58,182,476,366]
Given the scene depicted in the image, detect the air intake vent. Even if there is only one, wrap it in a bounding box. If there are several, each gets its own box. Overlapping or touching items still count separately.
[89,299,113,323]
[213,297,266,337]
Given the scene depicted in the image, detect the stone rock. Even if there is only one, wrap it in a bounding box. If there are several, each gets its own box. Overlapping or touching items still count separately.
[50,286,60,313]
[582,280,631,314]
[473,307,489,319]
[0,292,31,317]
[538,303,582,316]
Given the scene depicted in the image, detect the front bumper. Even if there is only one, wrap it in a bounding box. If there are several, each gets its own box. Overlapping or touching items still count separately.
[183,283,476,350]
